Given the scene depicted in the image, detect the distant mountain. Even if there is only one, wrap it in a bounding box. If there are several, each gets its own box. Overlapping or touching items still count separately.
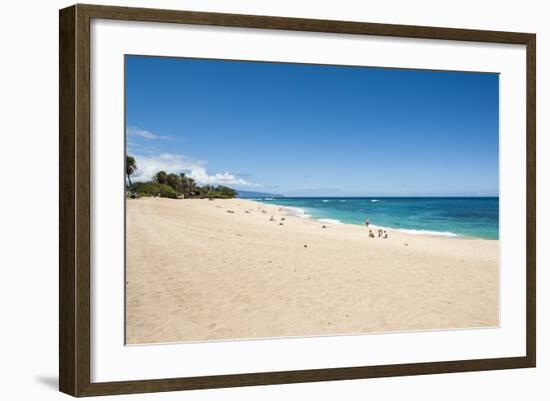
[236,190,284,199]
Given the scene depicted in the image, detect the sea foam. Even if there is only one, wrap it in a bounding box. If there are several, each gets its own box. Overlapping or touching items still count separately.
[394,228,458,237]
[317,218,342,224]
[283,206,311,219]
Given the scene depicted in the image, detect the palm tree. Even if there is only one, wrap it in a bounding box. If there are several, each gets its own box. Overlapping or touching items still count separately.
[166,173,182,192]
[179,173,188,196]
[187,177,197,197]
[126,155,137,189]
[154,171,168,185]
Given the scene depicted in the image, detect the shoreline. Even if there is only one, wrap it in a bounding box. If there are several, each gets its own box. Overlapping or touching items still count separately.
[126,197,499,344]
[251,198,497,241]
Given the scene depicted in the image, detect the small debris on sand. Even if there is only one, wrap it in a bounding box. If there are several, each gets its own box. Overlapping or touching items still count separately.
[226,210,235,214]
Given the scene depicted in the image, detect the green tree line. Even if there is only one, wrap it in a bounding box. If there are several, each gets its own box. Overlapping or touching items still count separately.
[126,155,236,199]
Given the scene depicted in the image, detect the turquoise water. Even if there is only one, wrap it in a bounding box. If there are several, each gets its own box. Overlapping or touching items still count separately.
[254,197,499,240]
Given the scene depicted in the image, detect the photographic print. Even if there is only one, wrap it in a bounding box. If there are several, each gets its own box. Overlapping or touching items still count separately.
[124,55,499,345]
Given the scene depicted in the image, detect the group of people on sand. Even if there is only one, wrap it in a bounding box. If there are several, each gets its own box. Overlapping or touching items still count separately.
[365,217,388,239]
[270,215,285,225]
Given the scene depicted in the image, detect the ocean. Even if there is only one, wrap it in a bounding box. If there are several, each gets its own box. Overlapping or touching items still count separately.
[254,197,499,240]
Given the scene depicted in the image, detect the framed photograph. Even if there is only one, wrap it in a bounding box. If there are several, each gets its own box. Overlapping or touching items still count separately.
[59,4,536,397]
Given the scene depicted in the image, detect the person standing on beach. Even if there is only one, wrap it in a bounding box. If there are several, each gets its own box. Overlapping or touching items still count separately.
[365,217,369,227]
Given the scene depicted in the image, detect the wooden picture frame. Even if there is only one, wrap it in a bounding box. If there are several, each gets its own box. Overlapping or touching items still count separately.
[59,3,536,397]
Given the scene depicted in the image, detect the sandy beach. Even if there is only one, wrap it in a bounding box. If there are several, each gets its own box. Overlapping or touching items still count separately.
[125,197,499,344]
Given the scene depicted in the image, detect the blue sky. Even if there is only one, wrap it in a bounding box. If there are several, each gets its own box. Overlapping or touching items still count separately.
[126,55,499,196]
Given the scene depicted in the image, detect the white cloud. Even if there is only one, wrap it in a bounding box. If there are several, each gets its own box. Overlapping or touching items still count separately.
[131,153,259,187]
[127,126,173,140]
